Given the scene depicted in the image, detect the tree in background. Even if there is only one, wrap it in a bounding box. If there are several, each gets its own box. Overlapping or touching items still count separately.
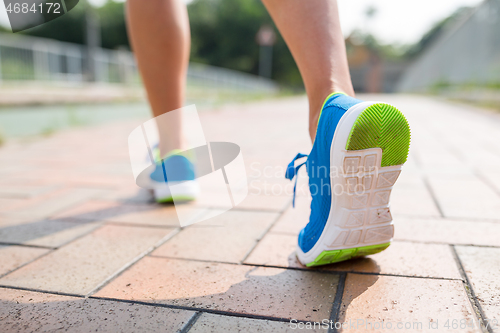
[188,0,301,87]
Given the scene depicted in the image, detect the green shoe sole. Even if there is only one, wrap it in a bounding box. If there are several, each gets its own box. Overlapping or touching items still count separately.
[306,243,391,267]
[346,103,411,167]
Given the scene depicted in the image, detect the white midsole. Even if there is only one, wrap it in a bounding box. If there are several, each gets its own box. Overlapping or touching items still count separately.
[154,180,200,201]
[296,101,400,265]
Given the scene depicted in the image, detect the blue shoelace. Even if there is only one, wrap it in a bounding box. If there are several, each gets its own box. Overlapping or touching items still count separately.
[285,153,308,207]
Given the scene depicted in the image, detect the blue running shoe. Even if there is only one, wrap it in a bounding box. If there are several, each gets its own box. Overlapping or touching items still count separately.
[286,93,410,266]
[150,149,200,203]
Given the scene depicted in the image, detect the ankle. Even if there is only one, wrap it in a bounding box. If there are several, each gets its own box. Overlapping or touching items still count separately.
[308,88,357,142]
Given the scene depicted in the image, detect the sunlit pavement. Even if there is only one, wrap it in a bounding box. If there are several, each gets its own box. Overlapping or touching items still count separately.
[0,95,499,332]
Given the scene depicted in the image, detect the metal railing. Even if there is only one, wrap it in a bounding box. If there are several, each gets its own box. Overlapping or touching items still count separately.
[0,33,278,92]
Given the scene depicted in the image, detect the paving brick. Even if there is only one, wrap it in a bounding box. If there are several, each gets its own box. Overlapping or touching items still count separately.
[0,287,195,332]
[0,184,59,199]
[415,146,468,174]
[0,225,175,295]
[394,217,500,246]
[1,188,103,220]
[340,274,480,332]
[427,174,500,220]
[245,234,461,279]
[478,171,500,195]
[0,246,50,276]
[330,241,461,279]
[456,246,500,328]
[95,257,339,321]
[244,233,300,268]
[390,176,441,217]
[233,193,291,212]
[0,214,31,227]
[247,175,295,197]
[152,210,278,263]
[0,199,23,214]
[0,219,101,247]
[95,187,153,203]
[190,313,324,332]
[55,200,206,227]
[270,196,311,235]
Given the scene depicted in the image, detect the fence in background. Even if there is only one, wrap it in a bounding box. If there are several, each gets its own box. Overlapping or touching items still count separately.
[0,33,278,92]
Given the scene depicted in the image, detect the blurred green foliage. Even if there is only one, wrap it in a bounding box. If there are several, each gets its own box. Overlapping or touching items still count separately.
[20,0,302,88]
[20,1,87,45]
[188,0,301,87]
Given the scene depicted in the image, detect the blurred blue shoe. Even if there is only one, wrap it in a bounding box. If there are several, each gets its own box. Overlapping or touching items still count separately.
[286,92,410,266]
[150,149,200,203]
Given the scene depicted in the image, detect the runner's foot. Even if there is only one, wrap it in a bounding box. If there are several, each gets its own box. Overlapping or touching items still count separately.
[286,93,411,266]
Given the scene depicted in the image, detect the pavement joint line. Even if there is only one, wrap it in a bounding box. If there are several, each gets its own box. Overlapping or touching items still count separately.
[101,220,179,230]
[215,232,500,250]
[0,248,56,280]
[147,254,340,277]
[266,230,304,236]
[393,239,500,249]
[239,208,287,264]
[412,149,445,217]
[46,221,106,249]
[85,227,182,298]
[0,284,84,298]
[0,284,312,325]
[239,239,265,266]
[474,170,500,198]
[228,205,288,213]
[450,245,493,333]
[0,242,55,249]
[20,189,105,220]
[147,255,464,280]
[445,143,468,164]
[180,311,203,333]
[88,295,312,324]
[61,217,195,230]
[280,195,293,212]
[328,272,346,333]
[422,175,445,218]
[3,279,315,326]
[46,216,180,230]
[0,222,110,256]
[347,271,462,281]
[409,147,423,168]
[393,215,500,223]
[46,207,286,226]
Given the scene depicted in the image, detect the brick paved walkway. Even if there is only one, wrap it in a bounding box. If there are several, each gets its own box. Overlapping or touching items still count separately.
[0,95,499,332]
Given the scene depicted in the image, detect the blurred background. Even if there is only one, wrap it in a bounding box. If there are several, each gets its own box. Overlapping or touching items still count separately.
[0,0,498,142]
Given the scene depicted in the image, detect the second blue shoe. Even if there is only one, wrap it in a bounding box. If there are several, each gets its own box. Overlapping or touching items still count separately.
[150,149,200,203]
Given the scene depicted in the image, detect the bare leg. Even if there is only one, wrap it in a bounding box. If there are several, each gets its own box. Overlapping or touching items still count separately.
[127,0,353,144]
[126,0,190,157]
[261,0,354,140]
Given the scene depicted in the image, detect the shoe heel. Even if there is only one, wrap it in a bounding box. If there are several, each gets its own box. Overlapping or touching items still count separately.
[346,103,411,167]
